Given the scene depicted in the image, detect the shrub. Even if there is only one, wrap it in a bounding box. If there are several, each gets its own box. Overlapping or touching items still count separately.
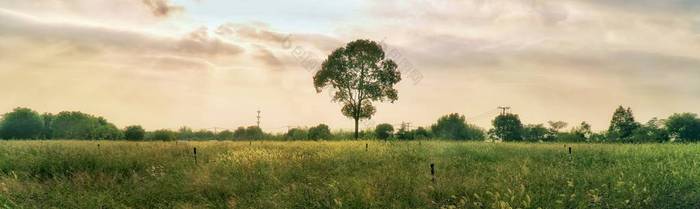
[124,125,145,141]
[432,113,485,140]
[375,123,394,140]
[286,128,308,140]
[0,107,44,139]
[665,113,700,142]
[490,113,524,141]
[308,124,332,140]
[152,129,177,141]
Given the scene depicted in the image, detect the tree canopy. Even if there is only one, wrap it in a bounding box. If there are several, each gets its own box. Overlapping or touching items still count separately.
[375,123,394,140]
[308,124,332,140]
[490,113,524,141]
[0,107,44,139]
[431,113,484,140]
[313,39,401,139]
[124,125,145,141]
[665,113,700,142]
[608,106,640,141]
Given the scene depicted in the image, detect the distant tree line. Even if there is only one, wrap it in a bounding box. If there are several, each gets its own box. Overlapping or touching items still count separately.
[1,106,699,142]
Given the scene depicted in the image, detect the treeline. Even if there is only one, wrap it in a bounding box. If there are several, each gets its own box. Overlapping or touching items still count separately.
[1,106,699,143]
[365,106,699,143]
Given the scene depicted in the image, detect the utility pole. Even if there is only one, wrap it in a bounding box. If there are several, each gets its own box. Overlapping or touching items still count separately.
[256,110,261,127]
[497,106,511,115]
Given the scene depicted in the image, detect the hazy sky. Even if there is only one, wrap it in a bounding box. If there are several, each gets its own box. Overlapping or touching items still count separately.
[1,0,699,132]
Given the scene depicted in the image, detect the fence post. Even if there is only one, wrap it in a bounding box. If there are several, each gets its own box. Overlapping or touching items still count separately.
[430,163,436,183]
[193,147,198,165]
[365,143,368,151]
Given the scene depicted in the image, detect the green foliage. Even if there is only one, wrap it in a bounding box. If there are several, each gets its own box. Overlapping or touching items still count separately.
[413,127,431,139]
[490,113,524,141]
[557,121,594,142]
[608,106,641,141]
[665,113,700,142]
[1,141,699,208]
[522,124,552,142]
[193,129,215,140]
[629,118,670,143]
[547,121,568,132]
[178,127,194,140]
[286,128,308,140]
[431,113,485,140]
[395,123,414,140]
[314,39,402,139]
[217,130,234,140]
[41,113,55,139]
[151,129,176,141]
[233,126,265,140]
[308,124,332,140]
[374,123,394,140]
[51,111,122,140]
[124,125,145,141]
[0,107,44,139]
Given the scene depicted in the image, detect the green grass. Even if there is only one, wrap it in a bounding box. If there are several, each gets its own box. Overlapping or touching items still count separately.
[0,140,699,209]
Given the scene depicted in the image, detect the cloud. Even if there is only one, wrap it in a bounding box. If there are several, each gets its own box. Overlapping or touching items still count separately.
[254,46,284,68]
[0,10,243,59]
[141,0,184,17]
[215,22,342,52]
[216,22,287,43]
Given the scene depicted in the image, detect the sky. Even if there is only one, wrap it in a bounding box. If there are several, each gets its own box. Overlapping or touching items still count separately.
[1,0,699,132]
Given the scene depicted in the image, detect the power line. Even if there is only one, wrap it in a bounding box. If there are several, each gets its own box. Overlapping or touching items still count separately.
[256,110,261,127]
[467,108,500,121]
[497,106,511,115]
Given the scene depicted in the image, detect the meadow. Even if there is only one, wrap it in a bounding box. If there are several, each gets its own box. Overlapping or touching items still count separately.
[0,140,698,209]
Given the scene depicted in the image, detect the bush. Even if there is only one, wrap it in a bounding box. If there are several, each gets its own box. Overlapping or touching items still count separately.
[490,113,524,141]
[50,111,121,140]
[217,130,234,140]
[665,113,700,142]
[0,107,44,139]
[286,128,308,140]
[396,124,414,140]
[431,113,485,140]
[522,124,552,142]
[308,124,332,140]
[375,123,394,140]
[152,129,177,141]
[413,127,431,139]
[233,126,266,140]
[124,125,145,140]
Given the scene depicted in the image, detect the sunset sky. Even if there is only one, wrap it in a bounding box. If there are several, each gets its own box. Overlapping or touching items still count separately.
[1,0,699,132]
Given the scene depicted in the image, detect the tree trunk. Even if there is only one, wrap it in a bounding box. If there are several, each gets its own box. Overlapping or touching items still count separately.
[354,117,359,140]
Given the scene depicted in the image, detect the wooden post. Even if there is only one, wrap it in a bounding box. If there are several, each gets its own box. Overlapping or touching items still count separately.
[193,147,198,165]
[365,143,368,151]
[568,147,572,155]
[430,163,436,183]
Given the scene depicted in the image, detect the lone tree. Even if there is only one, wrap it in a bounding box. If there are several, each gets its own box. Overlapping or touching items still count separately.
[314,39,401,139]
[490,113,524,141]
[608,106,640,141]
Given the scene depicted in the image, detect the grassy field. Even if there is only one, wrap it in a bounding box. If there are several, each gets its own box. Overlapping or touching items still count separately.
[0,140,698,209]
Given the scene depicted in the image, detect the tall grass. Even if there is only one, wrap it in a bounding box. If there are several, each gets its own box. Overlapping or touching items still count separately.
[0,140,698,208]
